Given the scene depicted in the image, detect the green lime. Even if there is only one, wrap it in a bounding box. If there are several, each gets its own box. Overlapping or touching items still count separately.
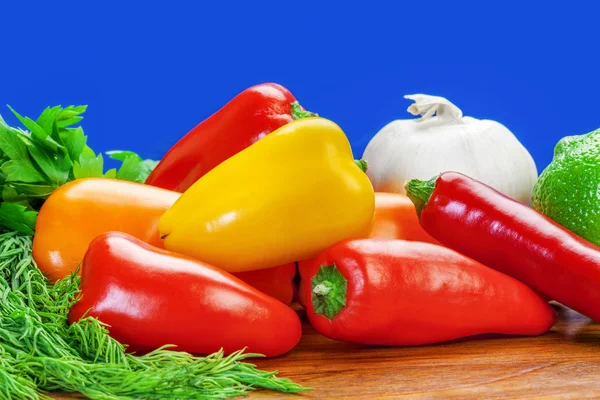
[532,128,600,245]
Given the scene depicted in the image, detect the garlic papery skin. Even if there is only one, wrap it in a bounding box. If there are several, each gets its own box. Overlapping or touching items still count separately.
[362,94,538,204]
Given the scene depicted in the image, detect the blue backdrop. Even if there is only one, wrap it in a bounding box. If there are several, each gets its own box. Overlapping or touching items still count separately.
[2,2,599,173]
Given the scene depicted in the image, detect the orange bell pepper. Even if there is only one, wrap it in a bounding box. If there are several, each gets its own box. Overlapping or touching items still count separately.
[370,192,439,244]
[33,178,179,281]
[33,178,297,304]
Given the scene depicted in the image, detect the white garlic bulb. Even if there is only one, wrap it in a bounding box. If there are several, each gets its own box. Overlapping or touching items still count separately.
[362,94,538,204]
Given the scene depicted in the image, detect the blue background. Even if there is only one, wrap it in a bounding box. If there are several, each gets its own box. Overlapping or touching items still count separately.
[1,2,599,173]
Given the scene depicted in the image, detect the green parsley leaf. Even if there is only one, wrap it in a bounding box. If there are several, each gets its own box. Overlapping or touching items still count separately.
[57,116,84,128]
[0,123,29,161]
[1,160,47,183]
[7,105,65,152]
[27,143,70,186]
[107,150,159,182]
[139,159,159,182]
[36,106,62,143]
[73,147,104,179]
[106,150,142,162]
[0,203,37,235]
[57,105,87,120]
[2,186,21,202]
[116,155,143,182]
[60,127,87,166]
[10,182,55,198]
[103,168,117,179]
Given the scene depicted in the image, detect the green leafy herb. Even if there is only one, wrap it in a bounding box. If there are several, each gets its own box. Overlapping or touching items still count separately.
[0,231,307,399]
[61,126,87,163]
[106,150,159,182]
[73,147,104,179]
[0,124,28,161]
[9,183,55,199]
[103,168,117,179]
[35,106,62,139]
[0,105,160,234]
[115,155,143,181]
[27,144,70,186]
[1,160,46,183]
[105,150,139,161]
[7,106,64,152]
[0,204,37,235]
[139,159,159,181]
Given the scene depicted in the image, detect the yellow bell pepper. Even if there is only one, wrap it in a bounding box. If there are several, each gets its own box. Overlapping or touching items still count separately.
[158,117,375,273]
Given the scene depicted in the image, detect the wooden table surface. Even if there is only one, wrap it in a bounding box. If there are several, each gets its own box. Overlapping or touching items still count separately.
[52,304,600,399]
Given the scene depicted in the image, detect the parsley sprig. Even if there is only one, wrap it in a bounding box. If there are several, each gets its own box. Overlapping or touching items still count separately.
[0,105,157,235]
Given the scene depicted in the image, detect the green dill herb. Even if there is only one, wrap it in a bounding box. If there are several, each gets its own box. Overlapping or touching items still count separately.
[0,231,306,399]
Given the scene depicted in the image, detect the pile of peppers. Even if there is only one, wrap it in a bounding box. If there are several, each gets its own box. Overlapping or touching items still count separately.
[32,82,600,359]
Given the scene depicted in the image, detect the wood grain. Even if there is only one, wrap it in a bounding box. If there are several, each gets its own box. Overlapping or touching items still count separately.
[51,304,600,399]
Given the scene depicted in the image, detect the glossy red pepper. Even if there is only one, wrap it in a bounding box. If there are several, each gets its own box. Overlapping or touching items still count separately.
[295,192,438,307]
[68,232,302,357]
[146,82,313,192]
[405,171,600,323]
[233,263,297,305]
[298,239,556,346]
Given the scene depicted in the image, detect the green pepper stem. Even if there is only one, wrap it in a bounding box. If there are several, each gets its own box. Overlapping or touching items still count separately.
[404,176,438,218]
[313,282,333,296]
[291,101,318,120]
[311,265,347,320]
[354,159,368,173]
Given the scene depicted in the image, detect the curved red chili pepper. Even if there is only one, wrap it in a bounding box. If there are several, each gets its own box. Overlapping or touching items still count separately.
[406,171,600,322]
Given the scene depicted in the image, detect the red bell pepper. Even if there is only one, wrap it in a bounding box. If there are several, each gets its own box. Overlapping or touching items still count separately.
[405,171,600,323]
[298,239,556,346]
[295,192,439,307]
[233,263,297,305]
[145,82,314,192]
[68,232,302,357]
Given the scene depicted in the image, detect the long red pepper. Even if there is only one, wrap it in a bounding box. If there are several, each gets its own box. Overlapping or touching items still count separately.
[298,239,556,346]
[405,171,600,322]
[145,82,313,192]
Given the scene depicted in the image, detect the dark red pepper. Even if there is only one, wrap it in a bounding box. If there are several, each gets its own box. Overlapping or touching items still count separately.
[405,171,600,322]
[145,83,314,192]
